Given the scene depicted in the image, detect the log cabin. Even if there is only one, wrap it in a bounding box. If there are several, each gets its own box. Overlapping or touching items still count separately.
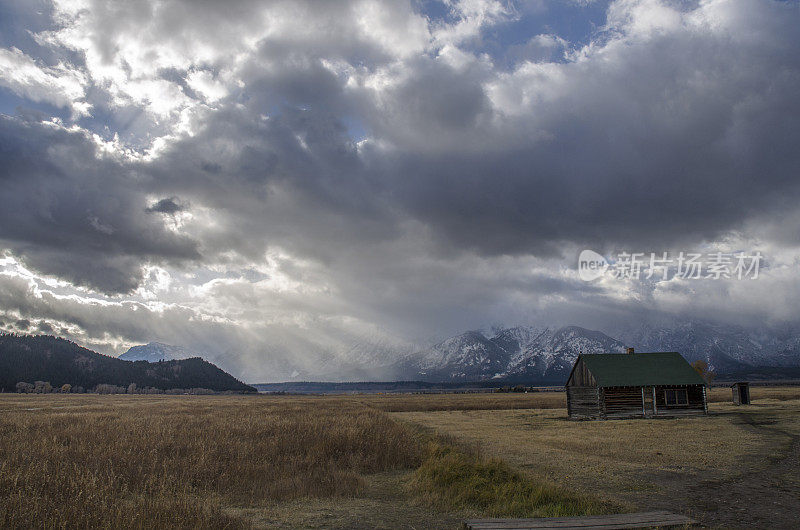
[565,350,708,420]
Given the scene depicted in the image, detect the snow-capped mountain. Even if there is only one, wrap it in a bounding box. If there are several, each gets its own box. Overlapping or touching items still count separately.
[500,326,627,380]
[408,325,626,382]
[611,321,800,373]
[123,320,800,384]
[119,342,202,363]
[415,330,511,380]
[399,321,800,383]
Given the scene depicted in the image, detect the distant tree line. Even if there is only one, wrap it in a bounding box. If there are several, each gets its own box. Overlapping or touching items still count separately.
[0,334,256,393]
[14,381,224,394]
[493,385,543,393]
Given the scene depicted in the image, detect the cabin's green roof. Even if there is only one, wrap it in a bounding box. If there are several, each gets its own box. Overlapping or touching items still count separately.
[577,352,705,387]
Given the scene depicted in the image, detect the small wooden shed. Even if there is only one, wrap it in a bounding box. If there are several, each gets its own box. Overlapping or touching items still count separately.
[731,382,750,405]
[566,352,708,420]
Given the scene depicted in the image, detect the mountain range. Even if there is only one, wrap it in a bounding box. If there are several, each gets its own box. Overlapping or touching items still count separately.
[400,321,800,383]
[7,322,798,391]
[611,321,800,371]
[405,325,627,383]
[119,320,800,385]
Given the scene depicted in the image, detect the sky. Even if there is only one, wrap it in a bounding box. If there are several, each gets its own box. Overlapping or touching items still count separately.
[0,0,799,381]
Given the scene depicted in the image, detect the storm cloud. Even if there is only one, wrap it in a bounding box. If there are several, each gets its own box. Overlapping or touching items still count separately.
[0,0,799,381]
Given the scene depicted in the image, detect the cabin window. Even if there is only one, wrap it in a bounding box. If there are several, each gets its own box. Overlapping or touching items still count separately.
[664,388,688,406]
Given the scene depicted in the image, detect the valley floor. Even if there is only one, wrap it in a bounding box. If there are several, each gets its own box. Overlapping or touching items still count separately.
[391,386,800,529]
[1,387,798,528]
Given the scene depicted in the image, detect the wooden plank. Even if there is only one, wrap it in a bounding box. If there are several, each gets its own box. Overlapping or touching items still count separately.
[465,519,693,530]
[466,511,680,523]
[652,386,657,415]
[702,386,708,414]
[465,516,695,526]
[465,514,694,525]
[463,511,696,530]
[567,386,602,419]
[641,387,645,416]
[466,520,687,530]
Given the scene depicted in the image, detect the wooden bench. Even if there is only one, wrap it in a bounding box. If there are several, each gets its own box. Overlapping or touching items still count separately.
[462,511,697,529]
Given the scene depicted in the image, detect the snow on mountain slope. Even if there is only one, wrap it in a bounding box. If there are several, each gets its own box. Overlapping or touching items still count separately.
[498,325,627,381]
[403,319,800,383]
[411,325,626,382]
[416,330,511,380]
[609,321,800,373]
[119,342,201,363]
[122,320,800,383]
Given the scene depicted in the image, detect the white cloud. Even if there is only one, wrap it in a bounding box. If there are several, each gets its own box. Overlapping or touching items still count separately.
[0,47,89,116]
[432,0,515,47]
[607,0,683,37]
[185,70,228,103]
[0,0,798,378]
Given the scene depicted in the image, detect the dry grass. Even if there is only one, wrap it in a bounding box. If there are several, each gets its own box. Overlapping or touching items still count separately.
[0,395,424,529]
[6,388,797,528]
[706,384,800,403]
[394,390,800,528]
[359,384,800,412]
[392,390,800,511]
[368,385,800,412]
[410,440,617,518]
[0,393,614,529]
[356,391,566,412]
[395,407,763,496]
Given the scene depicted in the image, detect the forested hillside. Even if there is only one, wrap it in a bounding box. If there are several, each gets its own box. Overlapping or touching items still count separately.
[0,334,256,393]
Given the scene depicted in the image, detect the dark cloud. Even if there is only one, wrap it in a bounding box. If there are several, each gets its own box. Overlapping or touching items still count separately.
[0,0,798,378]
[145,197,186,215]
[139,0,800,265]
[0,116,201,293]
[366,2,800,256]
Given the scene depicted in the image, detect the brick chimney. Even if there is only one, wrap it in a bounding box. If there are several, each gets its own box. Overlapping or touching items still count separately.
[626,347,635,354]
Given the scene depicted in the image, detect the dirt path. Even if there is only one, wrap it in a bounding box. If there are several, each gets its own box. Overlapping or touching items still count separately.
[681,412,800,529]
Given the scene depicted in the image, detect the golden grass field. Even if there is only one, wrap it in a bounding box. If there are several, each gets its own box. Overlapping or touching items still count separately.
[1,386,799,529]
[390,386,800,528]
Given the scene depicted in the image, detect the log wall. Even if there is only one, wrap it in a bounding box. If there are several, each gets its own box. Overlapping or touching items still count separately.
[601,387,645,418]
[566,382,708,420]
[566,386,601,419]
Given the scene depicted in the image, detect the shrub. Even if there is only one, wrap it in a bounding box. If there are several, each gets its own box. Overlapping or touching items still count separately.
[410,442,615,518]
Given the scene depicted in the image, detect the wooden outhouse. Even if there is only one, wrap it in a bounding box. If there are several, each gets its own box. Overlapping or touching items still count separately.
[566,352,708,420]
[731,382,750,405]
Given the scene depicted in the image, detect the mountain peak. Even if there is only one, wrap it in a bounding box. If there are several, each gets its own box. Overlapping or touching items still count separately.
[119,342,201,363]
[410,324,625,383]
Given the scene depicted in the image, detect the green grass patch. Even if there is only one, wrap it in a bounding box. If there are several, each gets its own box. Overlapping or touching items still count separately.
[410,441,618,518]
